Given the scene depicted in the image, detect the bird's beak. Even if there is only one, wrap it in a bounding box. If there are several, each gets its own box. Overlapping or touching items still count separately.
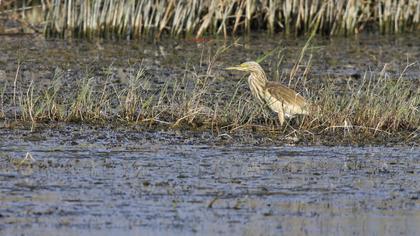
[225,65,243,71]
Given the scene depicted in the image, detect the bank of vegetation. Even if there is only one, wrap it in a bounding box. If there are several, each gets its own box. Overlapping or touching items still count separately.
[0,47,418,143]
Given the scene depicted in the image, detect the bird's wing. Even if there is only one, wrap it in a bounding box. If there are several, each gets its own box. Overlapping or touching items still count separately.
[265,81,307,107]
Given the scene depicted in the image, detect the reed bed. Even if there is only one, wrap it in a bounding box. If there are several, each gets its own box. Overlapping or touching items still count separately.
[3,0,420,38]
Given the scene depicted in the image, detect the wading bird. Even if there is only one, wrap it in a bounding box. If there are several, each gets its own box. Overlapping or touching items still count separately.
[226,61,308,126]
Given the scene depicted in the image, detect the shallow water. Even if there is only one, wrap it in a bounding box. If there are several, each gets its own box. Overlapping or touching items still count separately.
[0,126,419,235]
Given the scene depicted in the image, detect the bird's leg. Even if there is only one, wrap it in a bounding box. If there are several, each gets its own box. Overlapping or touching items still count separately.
[277,109,285,126]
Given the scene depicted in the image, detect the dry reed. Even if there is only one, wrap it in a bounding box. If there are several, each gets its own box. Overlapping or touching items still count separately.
[3,0,419,38]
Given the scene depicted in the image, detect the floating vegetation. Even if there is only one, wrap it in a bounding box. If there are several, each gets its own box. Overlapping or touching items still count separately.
[2,0,420,38]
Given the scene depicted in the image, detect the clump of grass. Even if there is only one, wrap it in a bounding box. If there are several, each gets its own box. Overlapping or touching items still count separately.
[4,0,419,38]
[18,68,65,125]
[305,71,419,136]
[121,68,148,122]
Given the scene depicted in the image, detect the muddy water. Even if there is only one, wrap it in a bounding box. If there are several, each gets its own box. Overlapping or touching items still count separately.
[0,126,419,235]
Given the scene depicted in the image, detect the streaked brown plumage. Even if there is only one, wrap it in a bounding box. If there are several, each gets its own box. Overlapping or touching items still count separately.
[226,61,308,125]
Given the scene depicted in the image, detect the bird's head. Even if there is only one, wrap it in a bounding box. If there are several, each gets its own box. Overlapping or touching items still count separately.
[226,61,263,73]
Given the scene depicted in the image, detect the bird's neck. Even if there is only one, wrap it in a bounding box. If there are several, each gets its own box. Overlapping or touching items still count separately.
[250,70,268,87]
[248,70,268,103]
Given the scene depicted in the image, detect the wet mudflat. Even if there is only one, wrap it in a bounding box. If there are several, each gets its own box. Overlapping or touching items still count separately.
[0,126,419,235]
[0,33,419,235]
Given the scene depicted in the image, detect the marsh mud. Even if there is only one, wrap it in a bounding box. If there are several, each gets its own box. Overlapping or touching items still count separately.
[0,34,419,235]
[0,33,419,81]
[0,125,419,235]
